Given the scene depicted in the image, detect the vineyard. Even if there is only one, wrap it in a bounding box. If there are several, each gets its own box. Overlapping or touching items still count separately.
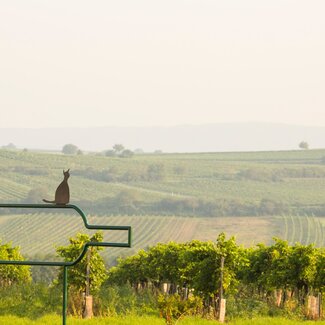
[0,148,325,261]
[0,212,325,262]
[282,214,325,246]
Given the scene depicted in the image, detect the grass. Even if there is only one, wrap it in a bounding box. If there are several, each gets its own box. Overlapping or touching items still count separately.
[0,315,215,324]
[1,315,325,325]
[229,318,325,324]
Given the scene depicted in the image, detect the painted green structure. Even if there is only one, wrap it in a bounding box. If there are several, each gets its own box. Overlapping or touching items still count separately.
[0,203,132,325]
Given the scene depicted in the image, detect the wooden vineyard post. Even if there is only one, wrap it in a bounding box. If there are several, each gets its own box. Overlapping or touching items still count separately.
[307,294,322,320]
[83,248,93,319]
[219,256,226,323]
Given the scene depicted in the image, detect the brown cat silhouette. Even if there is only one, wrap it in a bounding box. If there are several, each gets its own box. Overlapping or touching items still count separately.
[43,169,70,205]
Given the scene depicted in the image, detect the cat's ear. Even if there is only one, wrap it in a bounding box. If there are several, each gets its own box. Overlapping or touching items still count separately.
[63,169,65,174]
[67,169,70,172]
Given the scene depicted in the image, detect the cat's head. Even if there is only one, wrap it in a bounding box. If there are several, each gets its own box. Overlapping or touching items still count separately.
[63,169,70,179]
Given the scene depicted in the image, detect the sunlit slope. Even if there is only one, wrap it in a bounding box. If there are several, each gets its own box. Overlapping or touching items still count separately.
[0,149,325,212]
[0,213,324,263]
[0,148,325,261]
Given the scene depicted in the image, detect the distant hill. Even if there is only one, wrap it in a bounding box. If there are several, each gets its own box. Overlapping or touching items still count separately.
[1,123,325,152]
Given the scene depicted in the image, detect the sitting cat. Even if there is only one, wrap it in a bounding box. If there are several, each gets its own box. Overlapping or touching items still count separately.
[43,169,70,205]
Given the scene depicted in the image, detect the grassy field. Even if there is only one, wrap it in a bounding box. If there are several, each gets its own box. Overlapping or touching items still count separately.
[1,315,325,325]
[0,148,325,260]
[1,148,325,206]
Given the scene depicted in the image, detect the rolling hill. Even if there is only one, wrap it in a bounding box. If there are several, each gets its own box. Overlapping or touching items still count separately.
[0,147,325,262]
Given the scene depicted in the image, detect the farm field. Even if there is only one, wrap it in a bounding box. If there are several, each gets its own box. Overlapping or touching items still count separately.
[0,148,325,208]
[1,213,325,262]
[0,148,325,260]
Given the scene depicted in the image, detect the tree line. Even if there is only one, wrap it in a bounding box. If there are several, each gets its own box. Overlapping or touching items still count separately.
[22,185,325,217]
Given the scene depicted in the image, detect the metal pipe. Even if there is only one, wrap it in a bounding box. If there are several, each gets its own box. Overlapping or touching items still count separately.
[63,266,68,325]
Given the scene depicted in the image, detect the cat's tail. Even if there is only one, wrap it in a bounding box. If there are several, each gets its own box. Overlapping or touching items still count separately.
[43,199,56,204]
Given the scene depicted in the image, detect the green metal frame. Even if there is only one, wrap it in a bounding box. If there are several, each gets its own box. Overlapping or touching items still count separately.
[0,203,132,325]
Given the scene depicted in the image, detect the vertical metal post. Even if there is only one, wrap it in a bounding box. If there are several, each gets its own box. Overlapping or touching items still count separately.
[128,227,132,246]
[63,266,68,325]
[85,248,91,297]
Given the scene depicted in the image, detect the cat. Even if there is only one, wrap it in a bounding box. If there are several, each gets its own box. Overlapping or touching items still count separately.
[43,169,70,205]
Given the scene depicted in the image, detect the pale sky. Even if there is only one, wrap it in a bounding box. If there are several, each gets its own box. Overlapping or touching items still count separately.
[1,0,325,128]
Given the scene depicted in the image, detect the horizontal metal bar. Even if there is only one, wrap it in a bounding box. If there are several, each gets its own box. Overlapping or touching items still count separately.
[0,242,131,266]
[0,203,132,266]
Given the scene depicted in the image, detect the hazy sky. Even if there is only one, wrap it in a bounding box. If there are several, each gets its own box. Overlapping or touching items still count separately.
[1,0,325,128]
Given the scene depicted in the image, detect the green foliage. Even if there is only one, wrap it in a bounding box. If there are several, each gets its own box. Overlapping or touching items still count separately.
[299,141,309,150]
[113,144,125,153]
[55,232,107,294]
[0,283,61,318]
[1,315,325,325]
[108,250,149,288]
[314,248,325,292]
[96,284,157,317]
[242,238,322,305]
[226,294,273,319]
[0,240,31,286]
[104,144,134,158]
[109,235,325,319]
[2,235,325,322]
[157,294,203,324]
[62,143,79,155]
[287,243,317,298]
[109,234,247,305]
[183,234,247,298]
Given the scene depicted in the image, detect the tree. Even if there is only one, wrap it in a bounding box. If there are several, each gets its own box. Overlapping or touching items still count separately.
[62,144,79,155]
[0,240,31,287]
[113,144,124,154]
[55,232,107,317]
[299,141,309,150]
[56,232,107,318]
